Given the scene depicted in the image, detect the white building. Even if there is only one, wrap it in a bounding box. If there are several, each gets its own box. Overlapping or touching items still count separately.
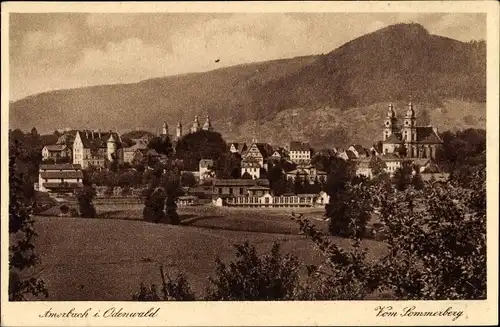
[73,130,123,169]
[37,163,84,194]
[241,160,261,179]
[289,141,312,164]
[213,190,329,208]
[199,159,215,181]
[42,144,72,162]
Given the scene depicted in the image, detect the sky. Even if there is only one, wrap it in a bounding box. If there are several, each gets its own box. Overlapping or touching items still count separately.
[9,12,485,101]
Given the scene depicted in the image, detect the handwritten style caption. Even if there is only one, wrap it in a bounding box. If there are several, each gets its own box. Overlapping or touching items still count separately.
[375,305,464,321]
[39,307,160,319]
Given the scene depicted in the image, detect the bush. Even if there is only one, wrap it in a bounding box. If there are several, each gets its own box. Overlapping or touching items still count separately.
[326,182,372,238]
[375,171,486,300]
[76,186,97,218]
[205,242,300,301]
[132,266,195,301]
[143,186,166,223]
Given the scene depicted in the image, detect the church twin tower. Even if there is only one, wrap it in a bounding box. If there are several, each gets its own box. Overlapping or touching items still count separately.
[161,115,214,139]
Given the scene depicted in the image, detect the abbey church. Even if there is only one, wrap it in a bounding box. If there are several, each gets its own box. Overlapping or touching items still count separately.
[382,102,443,159]
[161,115,215,141]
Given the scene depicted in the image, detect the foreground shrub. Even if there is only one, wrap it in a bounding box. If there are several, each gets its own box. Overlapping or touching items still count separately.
[375,171,486,300]
[132,266,195,301]
[291,216,381,300]
[76,185,97,218]
[205,242,300,301]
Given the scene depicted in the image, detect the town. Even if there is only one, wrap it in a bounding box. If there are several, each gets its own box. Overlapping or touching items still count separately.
[36,101,448,212]
[7,12,488,306]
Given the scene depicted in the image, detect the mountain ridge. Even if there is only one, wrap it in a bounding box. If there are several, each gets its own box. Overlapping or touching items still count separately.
[10,23,486,148]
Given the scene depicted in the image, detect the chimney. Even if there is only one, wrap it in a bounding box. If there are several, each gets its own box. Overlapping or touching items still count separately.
[85,130,88,138]
[91,130,95,139]
[98,129,101,138]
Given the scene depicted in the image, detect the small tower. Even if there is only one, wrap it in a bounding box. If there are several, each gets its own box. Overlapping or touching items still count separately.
[162,121,168,136]
[383,103,397,141]
[191,115,200,133]
[202,115,214,132]
[107,132,117,161]
[176,122,183,139]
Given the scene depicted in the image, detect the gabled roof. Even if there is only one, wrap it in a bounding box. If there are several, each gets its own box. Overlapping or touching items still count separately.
[43,182,83,189]
[40,171,84,179]
[383,133,403,144]
[247,186,271,190]
[243,143,274,158]
[44,144,67,152]
[350,144,365,153]
[229,142,248,151]
[40,163,82,171]
[212,179,270,187]
[123,142,149,152]
[77,130,122,150]
[416,126,443,144]
[380,153,403,161]
[345,150,357,159]
[56,131,77,145]
[286,168,309,175]
[289,141,311,152]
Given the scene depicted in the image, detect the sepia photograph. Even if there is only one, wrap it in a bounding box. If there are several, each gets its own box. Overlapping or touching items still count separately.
[1,1,499,326]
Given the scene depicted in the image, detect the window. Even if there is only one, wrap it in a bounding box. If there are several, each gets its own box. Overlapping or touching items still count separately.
[240,188,243,195]
[218,187,223,194]
[265,197,269,204]
[229,188,233,195]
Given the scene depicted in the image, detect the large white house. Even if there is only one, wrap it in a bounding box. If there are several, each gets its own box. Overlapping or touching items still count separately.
[289,141,312,164]
[73,130,123,169]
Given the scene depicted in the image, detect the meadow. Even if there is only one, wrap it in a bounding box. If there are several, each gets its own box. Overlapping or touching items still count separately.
[32,204,387,300]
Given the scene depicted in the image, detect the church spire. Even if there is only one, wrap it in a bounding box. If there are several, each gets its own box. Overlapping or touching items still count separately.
[191,115,200,133]
[203,115,213,132]
[162,121,168,135]
[176,121,183,139]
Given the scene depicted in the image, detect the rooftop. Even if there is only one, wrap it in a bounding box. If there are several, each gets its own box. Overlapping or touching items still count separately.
[40,163,82,171]
[212,179,270,187]
[40,171,84,179]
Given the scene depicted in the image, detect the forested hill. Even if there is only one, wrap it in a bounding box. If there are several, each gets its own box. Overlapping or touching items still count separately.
[10,23,486,148]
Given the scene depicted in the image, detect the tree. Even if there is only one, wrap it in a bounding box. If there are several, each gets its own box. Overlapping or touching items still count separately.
[241,172,253,179]
[291,216,380,300]
[143,185,166,223]
[436,128,486,178]
[148,135,174,157]
[215,152,241,179]
[180,172,197,188]
[375,170,486,299]
[392,161,413,191]
[326,182,372,238]
[9,140,48,301]
[374,141,383,154]
[76,185,97,218]
[206,242,300,300]
[163,169,182,225]
[411,168,425,190]
[395,145,407,157]
[175,131,227,170]
[293,174,304,194]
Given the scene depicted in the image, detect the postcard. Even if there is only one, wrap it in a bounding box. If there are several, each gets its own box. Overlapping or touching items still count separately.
[1,1,498,326]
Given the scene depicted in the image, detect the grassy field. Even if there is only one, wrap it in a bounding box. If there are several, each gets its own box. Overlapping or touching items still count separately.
[31,204,387,301]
